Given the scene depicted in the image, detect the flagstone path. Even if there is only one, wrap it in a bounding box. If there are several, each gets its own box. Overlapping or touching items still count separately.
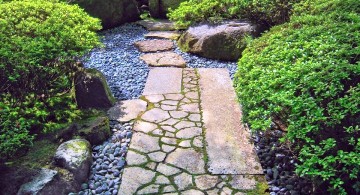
[115,20,267,194]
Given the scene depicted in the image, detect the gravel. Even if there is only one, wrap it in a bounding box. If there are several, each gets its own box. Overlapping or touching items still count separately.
[82,23,238,100]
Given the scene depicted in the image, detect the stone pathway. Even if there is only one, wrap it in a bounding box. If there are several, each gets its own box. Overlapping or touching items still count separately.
[117,68,267,195]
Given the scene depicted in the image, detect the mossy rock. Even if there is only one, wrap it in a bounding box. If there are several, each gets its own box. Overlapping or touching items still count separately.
[75,68,116,109]
[78,116,111,145]
[71,0,140,29]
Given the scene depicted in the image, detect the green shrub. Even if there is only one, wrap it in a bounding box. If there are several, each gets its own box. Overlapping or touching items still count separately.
[234,0,360,193]
[0,0,101,159]
[168,0,300,28]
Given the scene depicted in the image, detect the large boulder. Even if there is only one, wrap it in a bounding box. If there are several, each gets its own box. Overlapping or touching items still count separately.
[75,68,116,109]
[17,168,57,195]
[53,139,92,183]
[178,21,260,61]
[71,0,140,29]
[149,0,186,18]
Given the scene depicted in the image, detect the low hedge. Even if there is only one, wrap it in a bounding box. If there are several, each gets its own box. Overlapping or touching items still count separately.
[168,0,300,28]
[234,0,359,194]
[0,0,101,159]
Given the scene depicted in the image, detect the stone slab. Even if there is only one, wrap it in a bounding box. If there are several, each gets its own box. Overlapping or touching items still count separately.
[134,39,174,52]
[136,19,183,31]
[140,52,186,68]
[143,68,182,95]
[107,99,147,122]
[198,68,263,174]
[144,31,181,40]
[118,167,156,195]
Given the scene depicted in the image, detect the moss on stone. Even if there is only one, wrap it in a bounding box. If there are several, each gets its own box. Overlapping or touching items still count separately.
[87,68,116,104]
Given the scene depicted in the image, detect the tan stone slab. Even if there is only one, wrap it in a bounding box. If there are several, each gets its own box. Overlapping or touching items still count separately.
[198,68,263,174]
[140,52,186,68]
[136,19,184,31]
[143,68,183,95]
[144,31,181,40]
[129,132,160,153]
[107,99,147,122]
[118,167,156,195]
[166,148,205,174]
[141,108,171,123]
[134,39,174,52]
[229,175,267,190]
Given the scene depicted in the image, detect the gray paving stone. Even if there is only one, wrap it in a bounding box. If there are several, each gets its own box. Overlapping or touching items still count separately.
[178,140,192,147]
[165,94,184,101]
[188,114,201,122]
[176,127,202,139]
[126,150,148,166]
[135,39,174,52]
[133,121,158,133]
[194,175,219,190]
[143,68,182,95]
[193,136,203,148]
[166,148,205,174]
[144,31,181,40]
[118,167,156,195]
[169,111,189,119]
[160,118,180,126]
[152,129,164,136]
[145,162,157,170]
[156,163,181,176]
[163,185,177,193]
[198,68,263,174]
[161,137,177,145]
[181,189,205,195]
[155,175,170,184]
[162,144,176,153]
[161,104,177,111]
[140,52,186,68]
[179,103,200,112]
[174,172,193,190]
[108,99,147,122]
[174,121,196,129]
[130,132,160,153]
[137,184,159,194]
[229,175,266,190]
[145,94,164,103]
[162,125,177,133]
[141,108,171,123]
[148,151,167,162]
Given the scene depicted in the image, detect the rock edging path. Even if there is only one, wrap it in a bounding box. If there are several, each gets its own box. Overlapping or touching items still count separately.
[118,68,267,194]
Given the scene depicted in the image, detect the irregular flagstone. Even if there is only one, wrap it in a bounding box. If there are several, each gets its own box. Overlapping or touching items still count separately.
[198,68,263,174]
[155,175,170,184]
[118,167,156,195]
[165,131,175,138]
[166,148,205,174]
[182,189,205,195]
[194,175,219,190]
[144,94,164,103]
[136,19,180,31]
[220,187,232,195]
[144,31,181,40]
[161,104,177,111]
[179,103,200,112]
[174,121,196,129]
[140,52,186,68]
[165,93,184,100]
[169,111,188,119]
[137,184,159,194]
[129,132,160,153]
[176,127,202,139]
[148,151,167,162]
[152,129,164,136]
[126,150,148,166]
[161,137,177,145]
[161,144,176,153]
[163,185,177,193]
[107,99,147,122]
[146,162,157,170]
[178,140,192,147]
[161,125,177,133]
[161,100,178,106]
[143,68,182,95]
[135,39,174,52]
[160,118,179,126]
[207,189,220,195]
[193,136,203,148]
[156,163,181,176]
[133,121,158,133]
[188,114,201,122]
[174,172,193,190]
[141,108,171,123]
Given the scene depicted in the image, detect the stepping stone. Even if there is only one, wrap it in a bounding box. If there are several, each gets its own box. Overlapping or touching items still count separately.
[142,68,182,95]
[118,167,156,195]
[136,19,183,31]
[166,148,205,174]
[140,52,186,68]
[144,31,181,40]
[134,39,174,52]
[198,68,263,174]
[107,99,147,122]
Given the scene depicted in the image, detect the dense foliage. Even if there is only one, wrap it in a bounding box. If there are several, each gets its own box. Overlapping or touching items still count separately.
[234,0,360,193]
[168,0,300,28]
[0,0,101,159]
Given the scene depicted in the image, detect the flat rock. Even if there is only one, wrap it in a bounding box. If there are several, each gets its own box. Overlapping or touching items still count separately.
[198,68,263,174]
[118,167,156,195]
[136,19,180,31]
[143,68,183,95]
[17,168,58,195]
[141,108,171,123]
[174,172,193,190]
[194,175,219,190]
[129,132,160,153]
[182,189,205,195]
[126,150,148,166]
[134,39,174,52]
[176,127,202,139]
[140,52,186,68]
[108,99,147,122]
[144,31,181,40]
[166,148,205,174]
[229,175,267,190]
[156,163,181,176]
[133,121,158,133]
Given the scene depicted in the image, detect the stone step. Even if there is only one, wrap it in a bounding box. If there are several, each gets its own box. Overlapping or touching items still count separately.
[134,39,174,53]
[144,31,181,40]
[140,52,186,68]
[198,68,263,174]
[142,68,182,95]
[136,19,181,31]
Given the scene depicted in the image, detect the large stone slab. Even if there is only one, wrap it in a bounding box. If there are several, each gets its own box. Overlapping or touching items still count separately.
[107,99,147,122]
[144,31,181,40]
[165,148,205,174]
[134,39,174,52]
[198,68,263,174]
[140,52,186,68]
[143,68,182,95]
[118,167,156,195]
[136,19,181,31]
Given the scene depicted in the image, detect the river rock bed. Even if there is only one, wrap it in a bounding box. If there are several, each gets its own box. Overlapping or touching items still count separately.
[76,121,133,195]
[82,23,237,100]
[253,128,313,195]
